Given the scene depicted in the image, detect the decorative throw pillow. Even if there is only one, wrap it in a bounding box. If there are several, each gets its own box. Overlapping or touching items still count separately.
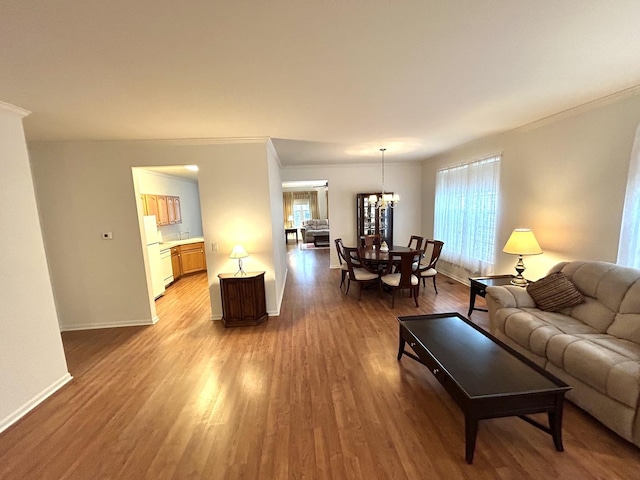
[526,272,585,312]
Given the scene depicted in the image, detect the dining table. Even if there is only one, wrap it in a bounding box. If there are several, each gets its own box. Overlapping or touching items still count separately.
[359,245,419,267]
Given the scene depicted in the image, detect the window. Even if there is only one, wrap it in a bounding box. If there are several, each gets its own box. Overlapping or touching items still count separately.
[618,124,640,268]
[434,155,501,275]
[293,200,311,227]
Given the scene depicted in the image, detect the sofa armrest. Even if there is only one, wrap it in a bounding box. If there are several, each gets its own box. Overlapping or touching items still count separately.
[486,285,537,334]
[486,285,535,309]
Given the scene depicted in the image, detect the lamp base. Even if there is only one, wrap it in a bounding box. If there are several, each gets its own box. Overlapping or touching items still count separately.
[510,276,528,286]
[234,258,247,276]
[511,255,528,287]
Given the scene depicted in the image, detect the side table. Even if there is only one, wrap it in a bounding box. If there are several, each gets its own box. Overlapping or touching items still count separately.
[285,228,298,244]
[218,271,268,327]
[468,275,519,316]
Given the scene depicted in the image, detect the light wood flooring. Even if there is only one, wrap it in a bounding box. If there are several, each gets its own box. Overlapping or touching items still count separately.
[1,244,639,479]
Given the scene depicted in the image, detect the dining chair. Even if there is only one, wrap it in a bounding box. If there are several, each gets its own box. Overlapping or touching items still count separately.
[342,246,380,300]
[360,234,381,248]
[416,239,444,294]
[335,238,360,291]
[380,250,421,308]
[407,235,424,251]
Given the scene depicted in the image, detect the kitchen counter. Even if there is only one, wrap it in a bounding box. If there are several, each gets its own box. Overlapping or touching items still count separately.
[160,237,205,251]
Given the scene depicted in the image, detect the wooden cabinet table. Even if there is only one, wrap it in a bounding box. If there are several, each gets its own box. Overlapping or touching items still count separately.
[218,271,268,327]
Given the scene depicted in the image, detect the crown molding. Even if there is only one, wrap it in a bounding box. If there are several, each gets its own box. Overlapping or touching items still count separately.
[0,101,31,118]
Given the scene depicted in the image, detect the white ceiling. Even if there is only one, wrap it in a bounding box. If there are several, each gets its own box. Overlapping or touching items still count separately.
[3,1,640,166]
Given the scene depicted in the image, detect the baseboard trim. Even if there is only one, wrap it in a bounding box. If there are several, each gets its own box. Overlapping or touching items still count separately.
[0,372,73,434]
[60,317,157,332]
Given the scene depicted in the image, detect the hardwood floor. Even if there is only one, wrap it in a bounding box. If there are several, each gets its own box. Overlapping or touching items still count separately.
[1,244,639,479]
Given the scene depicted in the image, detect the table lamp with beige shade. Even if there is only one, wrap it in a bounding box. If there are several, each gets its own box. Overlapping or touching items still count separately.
[229,244,249,276]
[502,228,542,285]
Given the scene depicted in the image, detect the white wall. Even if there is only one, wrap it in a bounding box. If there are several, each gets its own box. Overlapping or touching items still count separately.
[0,102,71,433]
[422,90,640,282]
[267,143,287,312]
[197,141,285,318]
[281,162,423,267]
[135,169,204,241]
[29,139,287,329]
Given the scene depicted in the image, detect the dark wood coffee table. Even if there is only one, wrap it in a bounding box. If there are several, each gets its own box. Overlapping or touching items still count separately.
[397,312,570,464]
[313,234,329,247]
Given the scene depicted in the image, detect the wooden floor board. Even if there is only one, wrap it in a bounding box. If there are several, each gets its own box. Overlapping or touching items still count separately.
[1,244,639,479]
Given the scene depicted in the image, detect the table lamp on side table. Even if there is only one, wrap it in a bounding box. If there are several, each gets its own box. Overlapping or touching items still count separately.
[502,229,542,286]
[229,244,249,276]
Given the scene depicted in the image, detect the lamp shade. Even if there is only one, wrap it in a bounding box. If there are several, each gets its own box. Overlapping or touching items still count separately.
[229,244,249,259]
[287,215,293,222]
[503,229,542,255]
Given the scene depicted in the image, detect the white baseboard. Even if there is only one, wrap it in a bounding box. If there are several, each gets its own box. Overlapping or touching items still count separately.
[60,317,158,332]
[0,373,73,434]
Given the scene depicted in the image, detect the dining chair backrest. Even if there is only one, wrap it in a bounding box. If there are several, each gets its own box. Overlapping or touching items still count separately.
[335,238,346,265]
[342,246,363,277]
[383,250,421,288]
[407,235,424,251]
[422,239,444,269]
[360,234,381,248]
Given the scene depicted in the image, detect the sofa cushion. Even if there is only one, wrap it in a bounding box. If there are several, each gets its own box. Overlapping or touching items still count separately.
[551,261,640,332]
[500,308,597,357]
[527,272,585,312]
[608,313,640,344]
[546,334,640,408]
[606,279,640,342]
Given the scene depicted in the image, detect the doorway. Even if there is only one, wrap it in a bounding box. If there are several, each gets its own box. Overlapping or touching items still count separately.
[132,166,210,319]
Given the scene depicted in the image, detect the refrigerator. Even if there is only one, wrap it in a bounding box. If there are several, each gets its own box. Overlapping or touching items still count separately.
[143,215,165,299]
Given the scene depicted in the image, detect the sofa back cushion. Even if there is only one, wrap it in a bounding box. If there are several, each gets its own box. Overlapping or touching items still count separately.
[302,219,329,230]
[549,261,640,334]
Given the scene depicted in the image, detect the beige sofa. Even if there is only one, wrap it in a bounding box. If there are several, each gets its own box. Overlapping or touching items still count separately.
[486,261,640,447]
[301,219,329,243]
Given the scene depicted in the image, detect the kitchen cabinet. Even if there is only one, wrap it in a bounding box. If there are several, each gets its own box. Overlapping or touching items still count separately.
[167,196,176,224]
[171,247,182,281]
[179,242,206,275]
[157,195,169,225]
[218,272,268,327]
[173,197,182,223]
[143,194,159,219]
[142,194,182,226]
[356,192,394,246]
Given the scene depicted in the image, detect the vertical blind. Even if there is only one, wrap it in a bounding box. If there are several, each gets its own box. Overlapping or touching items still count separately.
[434,155,501,276]
[617,124,640,268]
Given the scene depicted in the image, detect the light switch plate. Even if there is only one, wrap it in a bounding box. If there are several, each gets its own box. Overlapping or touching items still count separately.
[102,232,113,240]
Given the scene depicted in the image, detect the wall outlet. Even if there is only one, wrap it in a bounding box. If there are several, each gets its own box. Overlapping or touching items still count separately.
[211,242,218,252]
[102,232,113,240]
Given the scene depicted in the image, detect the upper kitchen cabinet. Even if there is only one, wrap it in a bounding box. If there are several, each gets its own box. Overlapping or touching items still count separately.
[157,195,169,225]
[142,194,182,226]
[144,194,159,219]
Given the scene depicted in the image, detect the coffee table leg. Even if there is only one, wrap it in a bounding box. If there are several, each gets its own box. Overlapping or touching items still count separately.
[465,417,478,464]
[397,330,405,360]
[549,397,565,451]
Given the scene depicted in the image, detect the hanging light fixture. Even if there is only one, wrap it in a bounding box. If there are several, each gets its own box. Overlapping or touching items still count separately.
[368,148,400,209]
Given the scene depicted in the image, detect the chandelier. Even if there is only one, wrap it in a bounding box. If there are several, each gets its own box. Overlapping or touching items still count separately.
[368,148,400,209]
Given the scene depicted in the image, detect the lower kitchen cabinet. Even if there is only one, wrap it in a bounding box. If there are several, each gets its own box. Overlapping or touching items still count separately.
[218,272,268,327]
[170,247,182,281]
[179,242,206,275]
